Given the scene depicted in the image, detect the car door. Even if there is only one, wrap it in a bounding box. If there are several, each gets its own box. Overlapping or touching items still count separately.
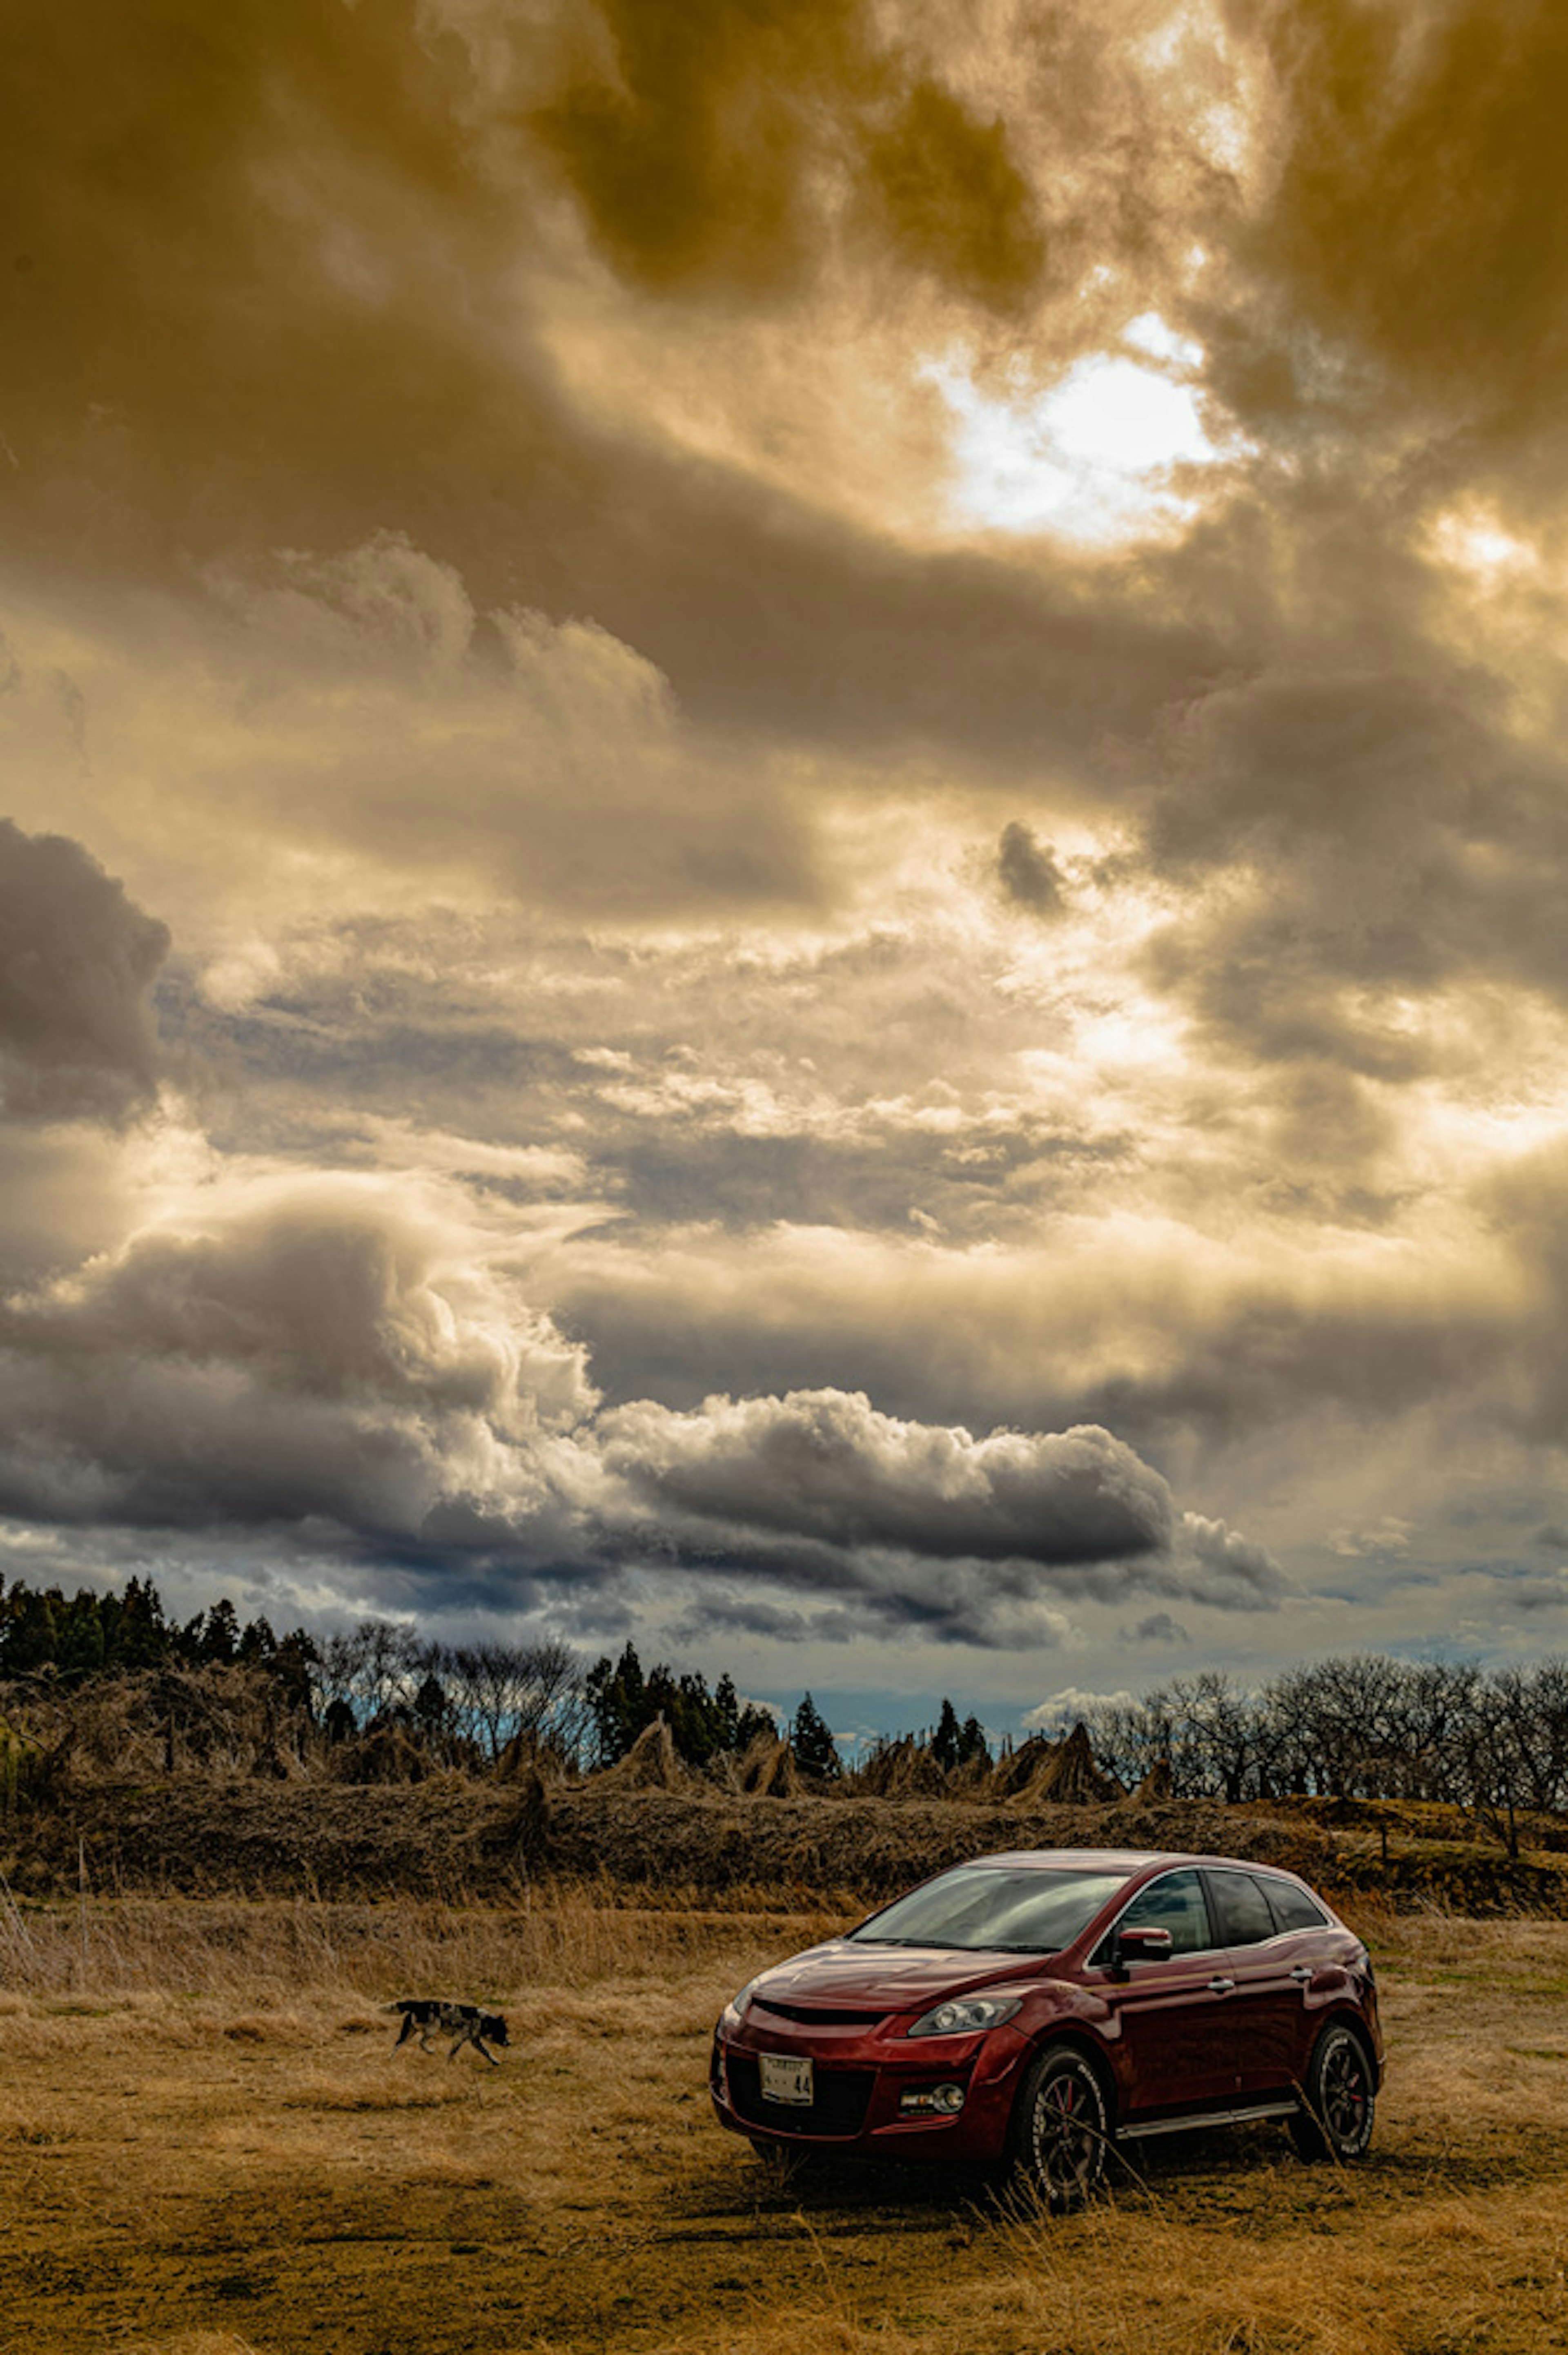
[1203,1867,1310,2094]
[1089,1867,1241,2116]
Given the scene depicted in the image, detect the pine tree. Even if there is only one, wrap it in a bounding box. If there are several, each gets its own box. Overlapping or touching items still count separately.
[958,1713,991,1768]
[585,1641,648,1765]
[790,1692,841,1781]
[931,1697,962,1772]
[713,1671,742,1750]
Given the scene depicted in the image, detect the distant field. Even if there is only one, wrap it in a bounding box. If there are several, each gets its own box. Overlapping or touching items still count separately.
[4,1893,1568,2354]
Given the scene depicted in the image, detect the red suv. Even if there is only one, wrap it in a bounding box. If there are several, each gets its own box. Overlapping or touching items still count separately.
[710,1846,1382,2207]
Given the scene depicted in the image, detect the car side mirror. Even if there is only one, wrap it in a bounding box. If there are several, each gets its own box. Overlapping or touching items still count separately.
[1110,1924,1173,1978]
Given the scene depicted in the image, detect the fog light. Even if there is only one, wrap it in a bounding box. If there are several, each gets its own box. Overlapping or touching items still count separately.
[899,2083,967,2116]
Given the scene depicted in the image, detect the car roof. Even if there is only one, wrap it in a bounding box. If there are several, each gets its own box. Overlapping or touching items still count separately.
[960,1847,1310,1879]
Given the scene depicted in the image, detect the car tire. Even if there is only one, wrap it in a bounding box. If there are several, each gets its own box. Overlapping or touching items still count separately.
[1289,2020,1376,2163]
[1007,2042,1111,2213]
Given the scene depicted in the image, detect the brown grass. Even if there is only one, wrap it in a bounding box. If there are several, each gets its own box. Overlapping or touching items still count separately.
[4,1891,1568,2353]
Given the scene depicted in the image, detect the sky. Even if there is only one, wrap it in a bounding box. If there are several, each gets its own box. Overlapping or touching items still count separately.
[5,0,1568,1748]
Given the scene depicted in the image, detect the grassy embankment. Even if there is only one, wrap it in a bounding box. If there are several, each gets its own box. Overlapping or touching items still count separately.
[5,1882,1568,2355]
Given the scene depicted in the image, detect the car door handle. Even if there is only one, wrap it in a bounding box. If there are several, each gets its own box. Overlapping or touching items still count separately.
[1290,1966,1312,1984]
[1206,1977,1236,1994]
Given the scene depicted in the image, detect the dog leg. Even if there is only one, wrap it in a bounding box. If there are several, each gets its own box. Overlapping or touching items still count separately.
[393,2013,417,2049]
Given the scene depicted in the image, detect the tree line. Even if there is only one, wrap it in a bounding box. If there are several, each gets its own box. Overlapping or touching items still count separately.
[0,1574,846,1778]
[1085,1659,1568,1844]
[8,1573,1568,1820]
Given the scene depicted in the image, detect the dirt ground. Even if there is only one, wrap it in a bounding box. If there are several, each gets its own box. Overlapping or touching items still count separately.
[4,1899,1568,2355]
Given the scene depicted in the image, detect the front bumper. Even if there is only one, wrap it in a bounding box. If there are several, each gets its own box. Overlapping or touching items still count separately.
[709,2013,1033,2164]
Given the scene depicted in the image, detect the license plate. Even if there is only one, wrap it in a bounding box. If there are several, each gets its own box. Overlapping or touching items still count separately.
[759,2052,814,2107]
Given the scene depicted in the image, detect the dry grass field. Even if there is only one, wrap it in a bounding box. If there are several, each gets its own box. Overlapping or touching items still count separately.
[4,1886,1568,2355]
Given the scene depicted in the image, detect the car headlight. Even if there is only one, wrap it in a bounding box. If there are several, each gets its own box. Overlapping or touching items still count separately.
[907,1994,1023,2038]
[720,1978,759,2028]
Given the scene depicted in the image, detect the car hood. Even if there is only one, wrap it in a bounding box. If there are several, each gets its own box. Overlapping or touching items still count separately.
[748,1938,1060,2012]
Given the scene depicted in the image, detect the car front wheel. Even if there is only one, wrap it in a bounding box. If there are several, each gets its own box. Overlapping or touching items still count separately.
[1007,2042,1110,2212]
[1290,2020,1376,2162]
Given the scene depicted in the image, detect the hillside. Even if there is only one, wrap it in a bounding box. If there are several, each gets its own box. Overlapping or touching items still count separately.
[9,1773,1568,1914]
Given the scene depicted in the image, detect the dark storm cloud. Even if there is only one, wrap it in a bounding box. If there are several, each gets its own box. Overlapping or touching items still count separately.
[598,1389,1173,1566]
[0,1180,1282,1642]
[590,1389,1284,1641]
[532,0,1160,318]
[0,820,169,1121]
[0,1180,595,1533]
[532,0,874,296]
[1226,0,1568,442]
[996,821,1065,915]
[857,79,1046,312]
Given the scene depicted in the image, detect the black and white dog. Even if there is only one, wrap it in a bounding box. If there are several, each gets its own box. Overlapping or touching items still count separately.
[386,1999,510,2064]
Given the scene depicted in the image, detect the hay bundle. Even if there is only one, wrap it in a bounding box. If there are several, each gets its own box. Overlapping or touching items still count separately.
[853,1737,947,1801]
[734,1731,803,1799]
[1131,1757,1173,1803]
[984,1734,1056,1802]
[945,1752,995,1801]
[591,1715,691,1793]
[1005,1723,1122,1809]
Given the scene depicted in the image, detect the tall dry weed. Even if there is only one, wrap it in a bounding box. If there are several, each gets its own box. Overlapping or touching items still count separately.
[0,1880,840,2005]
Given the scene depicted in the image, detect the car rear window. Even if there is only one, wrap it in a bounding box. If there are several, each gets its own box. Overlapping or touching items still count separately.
[849,1867,1128,1954]
[1260,1876,1330,1932]
[1205,1868,1278,1947]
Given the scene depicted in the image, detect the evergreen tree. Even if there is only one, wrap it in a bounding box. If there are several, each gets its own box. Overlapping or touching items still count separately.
[52,1590,107,1677]
[584,1641,648,1765]
[958,1713,991,1768]
[790,1692,841,1780]
[109,1576,169,1669]
[186,1599,241,1664]
[931,1697,962,1773]
[1,1585,60,1673]
[238,1613,278,1666]
[713,1671,742,1750]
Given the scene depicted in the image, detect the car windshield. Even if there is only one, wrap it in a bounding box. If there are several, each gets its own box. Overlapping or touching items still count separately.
[848,1867,1129,1954]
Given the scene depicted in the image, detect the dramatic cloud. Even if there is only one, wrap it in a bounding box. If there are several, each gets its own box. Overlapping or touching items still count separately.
[0,1169,1280,1646]
[0,822,169,1122]
[10,0,1568,1720]
[0,1177,596,1535]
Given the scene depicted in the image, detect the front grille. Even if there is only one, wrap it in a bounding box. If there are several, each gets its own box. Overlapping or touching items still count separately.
[726,2056,875,2136]
[751,2000,890,2027]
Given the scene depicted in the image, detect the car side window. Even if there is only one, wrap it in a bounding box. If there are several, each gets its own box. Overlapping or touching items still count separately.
[1107,1867,1214,1958]
[1205,1868,1277,1947]
[1260,1877,1329,1933]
